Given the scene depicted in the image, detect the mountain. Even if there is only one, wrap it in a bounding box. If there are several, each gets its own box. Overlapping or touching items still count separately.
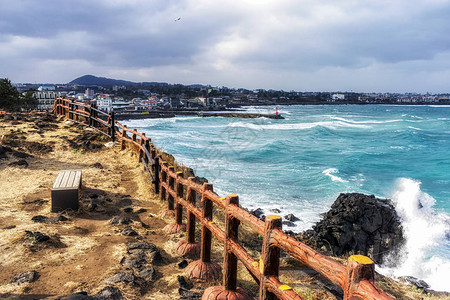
[69,75,137,86]
[68,75,170,87]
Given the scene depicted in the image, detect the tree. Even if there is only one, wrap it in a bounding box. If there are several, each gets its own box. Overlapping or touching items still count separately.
[21,88,37,110]
[0,78,21,111]
[0,78,37,111]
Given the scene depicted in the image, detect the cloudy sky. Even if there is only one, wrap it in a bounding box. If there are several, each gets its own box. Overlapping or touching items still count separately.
[1,0,450,93]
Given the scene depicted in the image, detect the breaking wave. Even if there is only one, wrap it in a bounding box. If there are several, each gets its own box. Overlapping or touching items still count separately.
[227,120,371,131]
[322,168,348,183]
[379,178,450,292]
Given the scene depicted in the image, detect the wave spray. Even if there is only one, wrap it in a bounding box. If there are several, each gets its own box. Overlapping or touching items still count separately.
[379,178,450,292]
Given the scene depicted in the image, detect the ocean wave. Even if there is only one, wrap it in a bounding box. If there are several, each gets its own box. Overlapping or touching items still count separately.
[332,116,401,124]
[379,178,450,292]
[322,168,348,183]
[227,120,371,131]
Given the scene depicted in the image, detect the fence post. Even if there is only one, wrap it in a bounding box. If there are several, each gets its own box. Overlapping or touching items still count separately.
[185,183,221,281]
[150,149,156,161]
[132,128,137,145]
[175,177,200,258]
[90,103,97,127]
[200,183,213,262]
[85,105,89,125]
[89,105,93,127]
[224,194,240,291]
[153,155,160,194]
[343,255,375,300]
[110,112,115,142]
[175,171,184,224]
[73,103,77,122]
[139,133,145,162]
[160,165,176,218]
[159,160,167,202]
[144,138,150,165]
[164,171,186,234]
[120,125,127,150]
[259,215,282,300]
[203,194,250,300]
[69,99,74,120]
[93,103,98,120]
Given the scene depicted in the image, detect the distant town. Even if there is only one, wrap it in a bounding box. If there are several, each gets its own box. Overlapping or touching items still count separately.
[13,75,450,113]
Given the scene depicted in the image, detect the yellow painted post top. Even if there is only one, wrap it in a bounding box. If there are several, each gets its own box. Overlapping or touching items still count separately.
[349,255,373,265]
[279,285,292,290]
[267,215,281,220]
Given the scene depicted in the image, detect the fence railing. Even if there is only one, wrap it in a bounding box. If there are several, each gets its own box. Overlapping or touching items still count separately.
[52,97,393,300]
[53,98,115,141]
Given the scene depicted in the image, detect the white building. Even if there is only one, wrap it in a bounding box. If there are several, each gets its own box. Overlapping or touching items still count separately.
[96,94,113,112]
[34,91,60,111]
[37,85,55,91]
[332,94,345,100]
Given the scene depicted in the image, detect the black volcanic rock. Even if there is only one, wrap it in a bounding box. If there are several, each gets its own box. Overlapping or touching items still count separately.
[250,208,265,219]
[284,213,300,222]
[10,270,39,284]
[95,286,122,300]
[302,193,404,264]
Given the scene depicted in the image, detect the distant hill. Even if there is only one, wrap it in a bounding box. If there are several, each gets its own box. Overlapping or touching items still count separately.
[68,75,169,87]
[69,75,136,86]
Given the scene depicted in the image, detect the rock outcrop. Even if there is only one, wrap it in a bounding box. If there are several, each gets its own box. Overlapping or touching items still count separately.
[302,193,404,263]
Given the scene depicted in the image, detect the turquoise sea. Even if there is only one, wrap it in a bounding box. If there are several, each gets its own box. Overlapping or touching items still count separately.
[123,105,450,291]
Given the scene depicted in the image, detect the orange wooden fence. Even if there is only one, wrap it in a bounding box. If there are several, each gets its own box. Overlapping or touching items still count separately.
[53,98,394,300]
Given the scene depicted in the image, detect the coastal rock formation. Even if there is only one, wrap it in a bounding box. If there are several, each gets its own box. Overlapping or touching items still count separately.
[198,112,285,119]
[302,193,404,264]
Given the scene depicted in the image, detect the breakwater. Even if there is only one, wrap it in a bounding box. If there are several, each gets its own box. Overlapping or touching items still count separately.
[52,98,393,299]
[114,110,284,120]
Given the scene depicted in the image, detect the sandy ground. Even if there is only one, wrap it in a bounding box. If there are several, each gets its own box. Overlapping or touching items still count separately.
[0,113,448,300]
[0,114,201,299]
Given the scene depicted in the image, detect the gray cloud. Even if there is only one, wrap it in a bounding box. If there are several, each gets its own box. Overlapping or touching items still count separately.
[1,0,450,92]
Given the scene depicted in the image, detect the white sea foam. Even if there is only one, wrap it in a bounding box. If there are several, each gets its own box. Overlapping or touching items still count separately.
[332,116,401,124]
[390,146,405,150]
[322,168,348,183]
[379,178,450,292]
[429,105,450,108]
[242,106,290,115]
[227,120,371,131]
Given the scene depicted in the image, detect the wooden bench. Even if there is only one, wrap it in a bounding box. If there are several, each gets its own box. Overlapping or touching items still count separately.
[51,170,82,212]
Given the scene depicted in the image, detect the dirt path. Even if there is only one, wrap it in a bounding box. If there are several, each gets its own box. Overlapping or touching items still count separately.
[0,114,202,299]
